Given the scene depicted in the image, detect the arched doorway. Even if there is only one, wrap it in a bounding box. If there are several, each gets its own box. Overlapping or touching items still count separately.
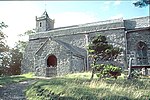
[47,55,57,67]
[136,41,148,65]
[46,55,57,77]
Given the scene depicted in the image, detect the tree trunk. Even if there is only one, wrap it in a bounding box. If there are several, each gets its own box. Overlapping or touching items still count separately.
[90,68,95,81]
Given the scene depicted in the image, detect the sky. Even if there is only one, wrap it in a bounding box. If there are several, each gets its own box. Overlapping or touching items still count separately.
[0,1,149,48]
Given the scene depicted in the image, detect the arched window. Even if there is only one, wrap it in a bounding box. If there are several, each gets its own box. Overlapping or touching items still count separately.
[47,55,57,67]
[136,41,148,65]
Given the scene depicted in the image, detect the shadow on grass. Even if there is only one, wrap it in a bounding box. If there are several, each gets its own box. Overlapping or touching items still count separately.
[25,77,135,100]
[100,95,131,100]
[0,76,33,86]
[103,78,150,89]
[32,77,90,87]
[59,96,76,100]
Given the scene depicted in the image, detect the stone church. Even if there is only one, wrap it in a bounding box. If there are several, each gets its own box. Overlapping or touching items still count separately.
[21,11,150,77]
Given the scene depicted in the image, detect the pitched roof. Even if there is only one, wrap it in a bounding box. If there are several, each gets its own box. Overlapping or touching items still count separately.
[42,11,49,18]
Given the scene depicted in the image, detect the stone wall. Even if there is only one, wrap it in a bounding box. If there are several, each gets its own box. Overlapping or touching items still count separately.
[35,39,71,76]
[71,56,85,72]
[21,39,44,73]
[126,30,150,65]
[125,16,150,65]
[124,16,150,29]
[57,34,87,50]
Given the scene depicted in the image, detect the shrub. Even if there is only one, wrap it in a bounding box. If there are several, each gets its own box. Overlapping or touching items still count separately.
[93,64,122,79]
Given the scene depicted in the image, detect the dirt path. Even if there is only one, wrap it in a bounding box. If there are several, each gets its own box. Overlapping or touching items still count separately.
[0,80,36,100]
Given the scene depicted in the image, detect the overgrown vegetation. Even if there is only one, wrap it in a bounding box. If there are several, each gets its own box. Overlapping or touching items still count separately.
[25,72,150,100]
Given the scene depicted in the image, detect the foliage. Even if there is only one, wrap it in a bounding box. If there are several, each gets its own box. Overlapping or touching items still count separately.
[0,47,23,76]
[0,22,8,52]
[0,29,35,76]
[25,72,150,100]
[9,47,23,75]
[10,48,23,66]
[0,22,9,69]
[0,22,8,43]
[130,69,142,79]
[17,29,35,53]
[15,40,28,53]
[0,22,24,76]
[88,35,122,80]
[88,35,122,61]
[0,52,10,67]
[92,64,122,79]
[18,29,35,37]
[133,0,150,7]
[0,22,8,29]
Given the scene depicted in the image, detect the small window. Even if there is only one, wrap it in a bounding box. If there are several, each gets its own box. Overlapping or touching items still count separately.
[40,22,42,27]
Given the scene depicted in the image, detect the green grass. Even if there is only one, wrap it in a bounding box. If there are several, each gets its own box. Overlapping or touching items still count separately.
[0,72,34,86]
[25,72,150,100]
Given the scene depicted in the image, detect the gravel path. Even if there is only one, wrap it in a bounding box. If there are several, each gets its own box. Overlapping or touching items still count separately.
[0,80,36,100]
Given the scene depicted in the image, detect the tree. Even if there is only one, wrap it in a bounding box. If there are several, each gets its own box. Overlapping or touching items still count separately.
[0,22,9,68]
[15,40,28,53]
[6,29,36,75]
[9,47,23,75]
[1,52,10,68]
[17,29,35,53]
[0,47,23,76]
[134,0,150,7]
[0,28,35,76]
[0,22,8,53]
[88,35,122,80]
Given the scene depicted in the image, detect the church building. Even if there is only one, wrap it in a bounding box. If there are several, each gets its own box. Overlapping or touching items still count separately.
[21,11,150,77]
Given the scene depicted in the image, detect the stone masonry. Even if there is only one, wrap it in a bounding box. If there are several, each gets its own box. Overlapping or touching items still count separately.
[21,11,150,77]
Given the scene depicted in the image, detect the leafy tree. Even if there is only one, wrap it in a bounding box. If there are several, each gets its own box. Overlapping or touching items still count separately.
[17,29,35,53]
[9,47,23,75]
[0,22,8,53]
[18,29,35,37]
[0,47,23,76]
[0,22,9,68]
[1,52,10,68]
[5,29,36,75]
[134,0,150,7]
[88,35,122,80]
[15,40,28,53]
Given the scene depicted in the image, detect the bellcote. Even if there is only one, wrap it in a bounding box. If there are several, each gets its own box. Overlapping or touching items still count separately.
[36,11,55,32]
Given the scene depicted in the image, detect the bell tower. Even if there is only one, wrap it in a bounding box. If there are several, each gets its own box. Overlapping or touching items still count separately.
[36,11,54,32]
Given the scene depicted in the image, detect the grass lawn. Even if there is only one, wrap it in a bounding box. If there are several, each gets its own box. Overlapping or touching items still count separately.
[0,72,34,86]
[25,72,150,100]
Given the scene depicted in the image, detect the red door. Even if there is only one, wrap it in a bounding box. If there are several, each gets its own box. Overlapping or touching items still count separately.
[47,55,57,67]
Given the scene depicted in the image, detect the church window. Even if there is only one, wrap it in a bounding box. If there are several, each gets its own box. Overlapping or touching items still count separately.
[47,55,57,67]
[136,41,148,65]
[40,22,42,27]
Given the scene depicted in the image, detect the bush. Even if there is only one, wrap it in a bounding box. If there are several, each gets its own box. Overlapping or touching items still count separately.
[93,64,122,79]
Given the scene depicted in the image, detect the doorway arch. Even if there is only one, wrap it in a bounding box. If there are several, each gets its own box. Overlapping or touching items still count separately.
[47,55,57,67]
